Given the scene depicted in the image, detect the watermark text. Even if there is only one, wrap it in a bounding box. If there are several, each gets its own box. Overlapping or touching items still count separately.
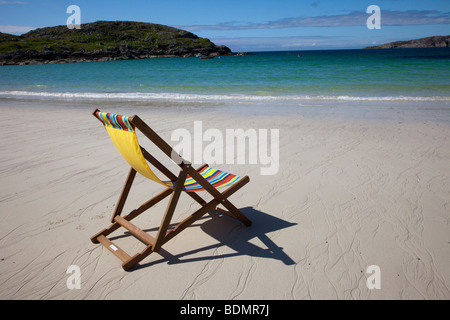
[366,265,381,290]
[67,5,81,29]
[367,5,381,29]
[171,121,279,176]
[66,265,81,290]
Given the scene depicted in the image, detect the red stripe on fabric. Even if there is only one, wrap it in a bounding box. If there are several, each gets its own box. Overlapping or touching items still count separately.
[162,166,239,192]
[210,173,234,187]
[117,115,128,131]
[105,113,113,126]
[203,169,221,181]
[199,166,210,174]
[182,169,218,188]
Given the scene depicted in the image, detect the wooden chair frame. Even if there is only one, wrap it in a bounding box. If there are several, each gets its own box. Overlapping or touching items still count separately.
[90,110,251,271]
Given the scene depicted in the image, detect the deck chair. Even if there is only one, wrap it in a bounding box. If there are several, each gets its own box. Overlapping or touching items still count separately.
[90,109,251,270]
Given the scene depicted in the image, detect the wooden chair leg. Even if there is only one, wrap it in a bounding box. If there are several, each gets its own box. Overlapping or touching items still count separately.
[122,246,155,271]
[220,197,252,226]
[111,167,136,223]
[154,164,189,252]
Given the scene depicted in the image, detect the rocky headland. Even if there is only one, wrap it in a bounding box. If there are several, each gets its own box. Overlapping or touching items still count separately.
[364,35,450,49]
[0,21,232,65]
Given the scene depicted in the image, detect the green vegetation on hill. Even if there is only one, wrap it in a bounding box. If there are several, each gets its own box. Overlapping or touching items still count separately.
[0,21,232,65]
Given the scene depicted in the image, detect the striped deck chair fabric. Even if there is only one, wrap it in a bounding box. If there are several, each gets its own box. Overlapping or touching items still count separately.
[163,166,244,192]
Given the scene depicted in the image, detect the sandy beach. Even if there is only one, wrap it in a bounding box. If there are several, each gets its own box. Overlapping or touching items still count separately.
[0,98,449,300]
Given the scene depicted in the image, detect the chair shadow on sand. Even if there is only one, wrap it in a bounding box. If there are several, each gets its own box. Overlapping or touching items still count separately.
[126,206,297,269]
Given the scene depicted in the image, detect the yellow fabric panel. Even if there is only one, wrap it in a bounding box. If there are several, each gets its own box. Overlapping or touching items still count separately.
[105,126,165,185]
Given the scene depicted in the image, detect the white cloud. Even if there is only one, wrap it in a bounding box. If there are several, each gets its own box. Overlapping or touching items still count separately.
[210,35,360,52]
[0,1,27,4]
[182,10,450,31]
[0,25,36,34]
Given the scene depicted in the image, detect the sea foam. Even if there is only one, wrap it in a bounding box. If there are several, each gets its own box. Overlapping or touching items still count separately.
[1,90,449,102]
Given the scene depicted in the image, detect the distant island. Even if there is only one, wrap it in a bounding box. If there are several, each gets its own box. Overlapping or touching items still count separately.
[0,21,233,65]
[364,35,450,49]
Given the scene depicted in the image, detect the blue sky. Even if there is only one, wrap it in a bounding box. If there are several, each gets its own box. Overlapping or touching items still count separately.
[0,0,449,51]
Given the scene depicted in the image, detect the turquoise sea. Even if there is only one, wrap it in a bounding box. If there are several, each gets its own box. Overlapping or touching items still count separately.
[0,48,449,102]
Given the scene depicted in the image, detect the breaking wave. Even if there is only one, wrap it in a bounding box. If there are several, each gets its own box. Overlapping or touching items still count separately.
[1,90,449,102]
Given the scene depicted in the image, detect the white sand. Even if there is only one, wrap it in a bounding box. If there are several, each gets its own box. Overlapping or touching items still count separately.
[0,99,449,300]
